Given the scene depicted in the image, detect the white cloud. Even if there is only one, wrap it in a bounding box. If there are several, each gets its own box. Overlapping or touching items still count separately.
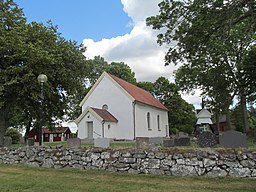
[82,0,201,107]
[62,121,78,134]
[181,90,202,109]
[121,0,161,23]
[82,0,171,81]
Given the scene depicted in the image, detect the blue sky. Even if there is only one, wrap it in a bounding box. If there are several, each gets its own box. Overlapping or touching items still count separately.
[14,0,201,107]
[15,0,132,43]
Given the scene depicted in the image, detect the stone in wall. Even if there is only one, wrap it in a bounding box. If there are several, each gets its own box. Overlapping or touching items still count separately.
[0,146,255,178]
[171,165,198,176]
[206,167,227,177]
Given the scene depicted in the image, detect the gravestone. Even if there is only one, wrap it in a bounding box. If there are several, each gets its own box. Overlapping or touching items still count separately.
[174,137,191,146]
[197,132,218,148]
[178,132,188,137]
[94,138,110,148]
[20,137,25,145]
[27,138,34,146]
[3,136,12,146]
[219,130,247,148]
[163,138,174,147]
[149,137,164,145]
[81,138,94,144]
[136,137,149,149]
[67,138,81,148]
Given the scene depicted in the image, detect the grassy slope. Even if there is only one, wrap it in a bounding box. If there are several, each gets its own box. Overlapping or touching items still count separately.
[0,164,255,192]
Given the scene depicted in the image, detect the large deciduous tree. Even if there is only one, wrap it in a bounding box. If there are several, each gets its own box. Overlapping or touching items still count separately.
[86,56,136,85]
[147,0,256,133]
[0,0,26,145]
[0,0,88,145]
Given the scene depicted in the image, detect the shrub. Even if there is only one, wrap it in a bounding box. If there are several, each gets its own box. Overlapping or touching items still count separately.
[170,128,178,135]
[176,124,194,134]
[5,128,21,144]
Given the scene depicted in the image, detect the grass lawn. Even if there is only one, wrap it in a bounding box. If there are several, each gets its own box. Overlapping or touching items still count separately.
[10,141,136,149]
[44,141,136,149]
[0,164,255,192]
[11,136,256,149]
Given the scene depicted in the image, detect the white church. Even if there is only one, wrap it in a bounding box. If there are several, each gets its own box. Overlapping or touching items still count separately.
[75,72,169,140]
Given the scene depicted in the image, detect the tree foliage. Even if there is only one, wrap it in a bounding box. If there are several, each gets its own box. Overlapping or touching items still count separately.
[86,56,136,85]
[5,127,21,144]
[231,103,256,134]
[242,46,256,101]
[106,62,136,84]
[152,77,196,134]
[0,0,88,145]
[147,0,256,132]
[136,81,154,93]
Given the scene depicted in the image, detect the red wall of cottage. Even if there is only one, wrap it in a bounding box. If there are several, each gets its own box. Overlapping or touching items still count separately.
[28,129,71,142]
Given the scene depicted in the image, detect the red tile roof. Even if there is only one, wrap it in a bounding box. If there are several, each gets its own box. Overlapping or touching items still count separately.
[91,107,118,122]
[42,127,70,134]
[109,74,168,111]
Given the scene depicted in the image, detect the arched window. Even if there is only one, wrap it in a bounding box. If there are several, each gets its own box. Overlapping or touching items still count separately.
[147,112,151,130]
[157,115,160,131]
[102,104,108,110]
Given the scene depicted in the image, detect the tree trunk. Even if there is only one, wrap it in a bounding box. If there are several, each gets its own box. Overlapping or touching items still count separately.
[215,113,220,133]
[240,95,250,133]
[226,110,231,130]
[0,107,7,147]
[24,120,32,143]
[254,126,256,142]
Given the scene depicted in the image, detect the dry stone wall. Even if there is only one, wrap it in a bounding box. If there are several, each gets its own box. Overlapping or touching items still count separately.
[0,146,256,178]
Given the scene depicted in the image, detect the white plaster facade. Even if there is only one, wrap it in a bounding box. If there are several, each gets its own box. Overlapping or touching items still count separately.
[135,103,169,138]
[77,110,118,139]
[76,72,169,140]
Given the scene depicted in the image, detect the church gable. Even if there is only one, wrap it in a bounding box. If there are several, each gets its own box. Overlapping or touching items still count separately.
[80,72,134,112]
[76,72,169,140]
[80,72,168,112]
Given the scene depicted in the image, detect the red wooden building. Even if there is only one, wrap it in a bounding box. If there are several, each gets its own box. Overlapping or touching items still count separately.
[212,115,228,132]
[28,127,71,142]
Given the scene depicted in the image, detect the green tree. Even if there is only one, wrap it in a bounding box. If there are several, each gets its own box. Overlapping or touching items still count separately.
[106,62,136,84]
[153,77,196,134]
[0,0,88,145]
[147,0,256,133]
[86,56,109,85]
[5,127,21,144]
[86,56,136,85]
[136,81,154,93]
[231,103,256,135]
[231,104,244,132]
[242,46,256,102]
[248,104,256,140]
[0,0,26,146]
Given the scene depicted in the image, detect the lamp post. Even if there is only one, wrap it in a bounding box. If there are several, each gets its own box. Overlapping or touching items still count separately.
[37,74,47,146]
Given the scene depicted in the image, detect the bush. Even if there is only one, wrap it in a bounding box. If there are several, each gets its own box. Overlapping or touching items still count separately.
[176,124,194,135]
[5,128,21,144]
[170,128,178,135]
